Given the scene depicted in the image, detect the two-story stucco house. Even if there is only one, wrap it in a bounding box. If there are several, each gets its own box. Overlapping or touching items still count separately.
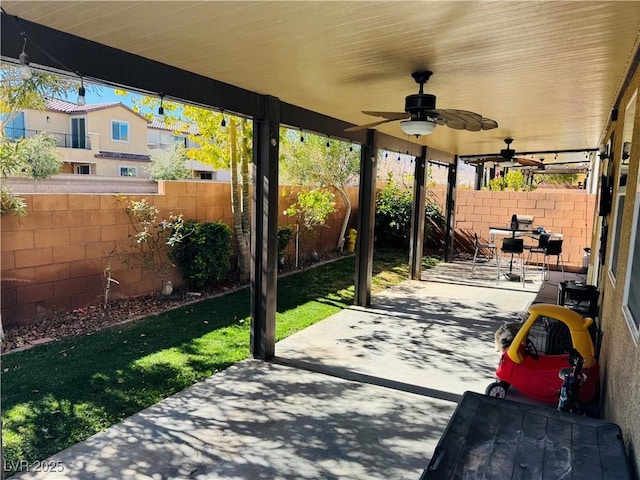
[5,98,230,183]
[147,117,230,182]
[5,98,152,178]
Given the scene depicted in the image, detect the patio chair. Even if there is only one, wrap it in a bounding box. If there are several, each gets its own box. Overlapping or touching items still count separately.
[497,237,526,287]
[542,239,565,282]
[471,232,496,275]
[525,232,551,279]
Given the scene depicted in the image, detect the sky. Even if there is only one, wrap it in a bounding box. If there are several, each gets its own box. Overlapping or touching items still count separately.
[88,84,139,109]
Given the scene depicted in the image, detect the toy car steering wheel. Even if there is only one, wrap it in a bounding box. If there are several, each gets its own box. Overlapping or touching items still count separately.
[525,338,539,360]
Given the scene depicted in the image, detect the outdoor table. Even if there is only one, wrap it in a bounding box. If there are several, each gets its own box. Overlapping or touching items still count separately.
[420,391,632,480]
[489,225,534,240]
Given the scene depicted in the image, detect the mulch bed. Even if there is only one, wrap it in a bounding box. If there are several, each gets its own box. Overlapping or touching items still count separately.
[1,281,245,355]
[1,253,346,355]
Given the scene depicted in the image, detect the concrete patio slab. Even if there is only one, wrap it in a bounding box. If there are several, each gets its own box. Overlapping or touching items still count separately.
[11,260,583,480]
[275,279,536,398]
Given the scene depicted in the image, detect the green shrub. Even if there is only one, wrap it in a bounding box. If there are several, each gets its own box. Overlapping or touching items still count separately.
[375,175,445,249]
[488,175,506,191]
[375,177,413,247]
[504,170,526,191]
[278,226,293,257]
[171,220,233,290]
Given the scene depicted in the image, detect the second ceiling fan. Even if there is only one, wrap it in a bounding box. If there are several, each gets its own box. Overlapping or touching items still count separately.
[467,138,544,167]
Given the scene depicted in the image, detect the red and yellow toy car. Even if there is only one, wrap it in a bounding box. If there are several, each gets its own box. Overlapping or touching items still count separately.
[486,303,599,404]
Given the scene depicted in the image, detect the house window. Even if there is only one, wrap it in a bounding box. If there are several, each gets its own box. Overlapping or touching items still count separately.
[71,117,87,149]
[622,176,640,341]
[5,112,25,139]
[119,166,137,177]
[111,120,129,142]
[199,172,213,180]
[610,191,625,279]
[610,90,636,282]
[75,164,91,175]
[621,89,638,341]
[172,135,187,147]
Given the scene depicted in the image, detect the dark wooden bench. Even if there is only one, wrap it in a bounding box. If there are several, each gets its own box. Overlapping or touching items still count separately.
[421,391,631,479]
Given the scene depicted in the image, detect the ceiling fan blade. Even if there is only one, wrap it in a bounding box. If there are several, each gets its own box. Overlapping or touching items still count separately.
[465,158,488,165]
[514,157,544,167]
[344,118,399,132]
[432,109,497,131]
[361,111,410,120]
[481,118,499,130]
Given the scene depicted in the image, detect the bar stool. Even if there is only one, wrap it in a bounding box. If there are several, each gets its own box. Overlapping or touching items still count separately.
[543,239,565,282]
[497,237,526,287]
[525,232,551,279]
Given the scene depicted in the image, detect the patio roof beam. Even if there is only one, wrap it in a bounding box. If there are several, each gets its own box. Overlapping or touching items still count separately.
[251,95,280,360]
[459,148,599,160]
[355,129,378,306]
[443,158,458,262]
[409,146,428,280]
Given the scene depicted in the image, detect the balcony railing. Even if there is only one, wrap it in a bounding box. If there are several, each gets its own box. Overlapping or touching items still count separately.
[4,127,92,149]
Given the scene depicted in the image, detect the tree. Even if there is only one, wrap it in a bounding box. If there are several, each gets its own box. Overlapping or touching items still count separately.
[1,65,76,131]
[121,197,186,292]
[283,188,336,264]
[183,109,252,280]
[147,143,191,181]
[535,172,578,186]
[115,92,254,280]
[279,129,360,251]
[0,65,74,217]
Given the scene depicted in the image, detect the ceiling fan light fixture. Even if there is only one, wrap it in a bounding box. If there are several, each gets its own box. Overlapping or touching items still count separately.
[400,119,436,136]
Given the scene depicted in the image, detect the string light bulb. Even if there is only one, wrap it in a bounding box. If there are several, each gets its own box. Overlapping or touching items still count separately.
[300,129,304,142]
[158,93,164,116]
[77,76,86,106]
[221,110,226,127]
[19,36,32,80]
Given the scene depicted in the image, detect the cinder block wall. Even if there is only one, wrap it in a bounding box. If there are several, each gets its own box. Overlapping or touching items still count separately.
[451,189,596,268]
[1,181,359,327]
[1,182,592,327]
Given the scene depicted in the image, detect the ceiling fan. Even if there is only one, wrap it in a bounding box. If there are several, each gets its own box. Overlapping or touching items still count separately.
[345,70,498,136]
[467,138,544,167]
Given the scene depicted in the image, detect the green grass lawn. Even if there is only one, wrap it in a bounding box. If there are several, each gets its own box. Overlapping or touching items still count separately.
[0,249,431,475]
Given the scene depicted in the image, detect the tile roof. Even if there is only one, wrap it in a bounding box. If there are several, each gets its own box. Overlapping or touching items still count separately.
[95,151,151,162]
[46,97,121,113]
[148,116,200,135]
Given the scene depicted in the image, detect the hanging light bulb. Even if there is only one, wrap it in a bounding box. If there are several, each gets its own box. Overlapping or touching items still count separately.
[157,93,165,117]
[19,36,32,81]
[77,76,86,106]
[326,137,330,148]
[300,130,304,142]
[349,144,353,152]
[221,110,226,127]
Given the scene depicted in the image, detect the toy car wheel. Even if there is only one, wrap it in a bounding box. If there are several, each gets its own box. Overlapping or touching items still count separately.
[485,381,509,398]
